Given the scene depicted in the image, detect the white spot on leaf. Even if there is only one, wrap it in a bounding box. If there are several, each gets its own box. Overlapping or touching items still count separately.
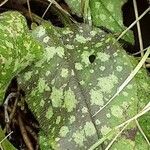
[90,89,104,106]
[51,87,63,107]
[72,130,85,147]
[97,52,110,62]
[75,34,87,43]
[59,126,69,137]
[75,63,83,70]
[101,125,111,136]
[43,36,50,43]
[63,88,78,112]
[111,105,123,118]
[45,107,53,119]
[61,68,68,78]
[84,122,96,137]
[97,74,118,93]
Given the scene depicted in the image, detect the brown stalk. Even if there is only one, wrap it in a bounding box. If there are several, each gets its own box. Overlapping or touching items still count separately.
[18,113,34,150]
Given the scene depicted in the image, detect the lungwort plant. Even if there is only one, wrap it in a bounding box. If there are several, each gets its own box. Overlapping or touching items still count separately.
[0,0,150,149]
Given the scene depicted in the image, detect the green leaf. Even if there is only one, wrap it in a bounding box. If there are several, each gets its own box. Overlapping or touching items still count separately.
[110,131,149,150]
[18,23,149,149]
[89,0,134,43]
[64,0,134,43]
[64,0,83,17]
[0,127,16,150]
[0,11,44,104]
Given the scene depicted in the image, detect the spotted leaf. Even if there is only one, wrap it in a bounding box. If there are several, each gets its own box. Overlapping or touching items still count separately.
[0,11,43,103]
[89,0,134,43]
[18,23,150,149]
[64,0,134,43]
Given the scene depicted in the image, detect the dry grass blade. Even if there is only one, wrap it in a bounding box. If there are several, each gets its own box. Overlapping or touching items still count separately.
[0,145,3,150]
[27,0,33,22]
[116,102,150,129]
[133,0,144,57]
[88,128,117,150]
[0,131,13,150]
[105,123,129,150]
[117,7,150,41]
[135,119,150,146]
[89,102,150,150]
[47,0,71,17]
[47,0,77,23]
[0,131,13,144]
[42,1,53,19]
[132,47,148,56]
[92,47,150,117]
[0,0,8,7]
[146,64,150,68]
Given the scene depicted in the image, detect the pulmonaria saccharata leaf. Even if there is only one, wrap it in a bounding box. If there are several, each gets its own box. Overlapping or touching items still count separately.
[64,0,134,43]
[0,11,43,103]
[18,23,150,149]
[90,0,134,43]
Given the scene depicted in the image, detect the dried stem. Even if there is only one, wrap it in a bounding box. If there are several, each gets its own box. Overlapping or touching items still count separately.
[105,123,129,150]
[0,131,13,144]
[42,1,53,19]
[27,0,33,22]
[135,119,150,146]
[133,0,144,57]
[117,7,150,41]
[4,92,16,123]
[26,125,38,141]
[18,113,34,150]
[0,131,13,150]
[0,0,8,7]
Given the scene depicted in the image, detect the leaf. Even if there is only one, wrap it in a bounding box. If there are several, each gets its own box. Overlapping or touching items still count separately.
[110,131,149,150]
[0,127,16,150]
[18,23,150,149]
[89,0,134,43]
[64,0,83,17]
[0,11,44,104]
[64,0,134,43]
[135,68,150,140]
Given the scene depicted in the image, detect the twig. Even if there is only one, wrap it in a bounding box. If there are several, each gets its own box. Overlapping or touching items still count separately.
[92,48,150,117]
[18,113,34,150]
[9,94,19,123]
[117,7,150,41]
